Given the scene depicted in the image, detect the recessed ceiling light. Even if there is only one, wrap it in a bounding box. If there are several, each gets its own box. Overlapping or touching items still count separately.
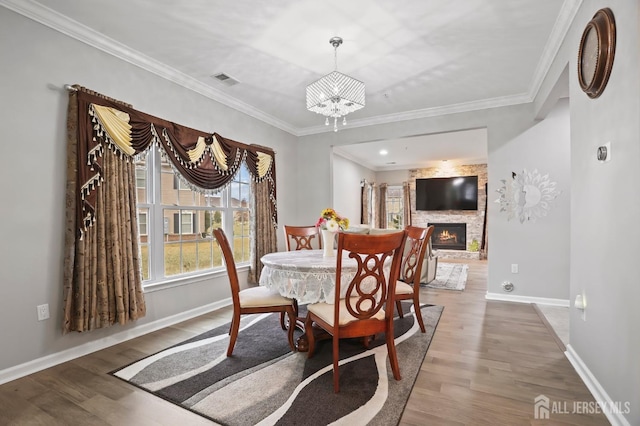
[379,149,388,155]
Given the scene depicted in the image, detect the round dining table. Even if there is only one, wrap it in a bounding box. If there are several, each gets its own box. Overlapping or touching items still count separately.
[260,248,391,351]
[259,249,369,305]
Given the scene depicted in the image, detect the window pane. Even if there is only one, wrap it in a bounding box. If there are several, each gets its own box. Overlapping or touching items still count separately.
[138,210,148,236]
[164,241,181,276]
[386,186,404,229]
[180,240,197,273]
[163,208,182,276]
[233,208,250,262]
[204,209,223,236]
[140,245,149,280]
[181,211,194,235]
[135,158,147,203]
[196,239,213,270]
[137,208,149,279]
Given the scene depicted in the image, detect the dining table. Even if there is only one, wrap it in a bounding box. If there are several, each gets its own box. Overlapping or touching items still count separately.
[260,249,367,304]
[259,249,392,351]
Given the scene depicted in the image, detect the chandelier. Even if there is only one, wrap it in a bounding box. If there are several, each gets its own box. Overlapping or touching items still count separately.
[306,37,365,132]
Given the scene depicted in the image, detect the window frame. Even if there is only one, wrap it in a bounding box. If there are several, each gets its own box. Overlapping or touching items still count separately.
[137,146,252,291]
[385,185,404,230]
[138,211,148,236]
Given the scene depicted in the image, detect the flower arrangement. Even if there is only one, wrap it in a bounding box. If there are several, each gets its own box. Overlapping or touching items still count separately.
[316,208,349,232]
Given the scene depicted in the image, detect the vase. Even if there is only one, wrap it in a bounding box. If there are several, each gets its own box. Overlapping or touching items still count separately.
[321,229,336,258]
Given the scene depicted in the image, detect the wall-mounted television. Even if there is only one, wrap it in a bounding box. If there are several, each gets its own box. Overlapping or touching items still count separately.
[415,176,478,211]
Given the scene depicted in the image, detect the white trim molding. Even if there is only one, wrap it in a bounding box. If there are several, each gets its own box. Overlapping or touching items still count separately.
[485,292,570,307]
[0,299,231,386]
[0,0,298,135]
[565,345,632,426]
[0,0,582,137]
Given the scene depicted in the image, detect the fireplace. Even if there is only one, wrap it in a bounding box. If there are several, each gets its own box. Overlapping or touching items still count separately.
[428,223,467,250]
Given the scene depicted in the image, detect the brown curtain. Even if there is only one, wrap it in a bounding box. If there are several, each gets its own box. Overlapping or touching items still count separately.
[377,183,387,228]
[63,86,277,332]
[63,88,145,333]
[402,181,412,227]
[361,180,373,226]
[248,178,278,283]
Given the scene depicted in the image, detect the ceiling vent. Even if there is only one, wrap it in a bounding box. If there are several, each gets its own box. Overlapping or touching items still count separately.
[211,73,239,87]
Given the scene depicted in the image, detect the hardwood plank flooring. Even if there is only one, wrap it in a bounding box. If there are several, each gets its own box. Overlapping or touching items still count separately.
[401,258,609,425]
[0,259,609,425]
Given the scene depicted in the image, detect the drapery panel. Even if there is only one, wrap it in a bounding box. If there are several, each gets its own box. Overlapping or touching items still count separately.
[63,86,278,332]
[248,179,278,283]
[361,180,373,226]
[64,87,145,332]
[402,181,412,227]
[377,183,388,228]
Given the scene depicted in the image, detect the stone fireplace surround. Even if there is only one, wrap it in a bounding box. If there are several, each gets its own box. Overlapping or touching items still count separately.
[411,164,487,259]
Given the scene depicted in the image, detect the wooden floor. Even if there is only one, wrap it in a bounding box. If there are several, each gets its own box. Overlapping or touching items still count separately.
[401,259,609,426]
[0,259,609,425]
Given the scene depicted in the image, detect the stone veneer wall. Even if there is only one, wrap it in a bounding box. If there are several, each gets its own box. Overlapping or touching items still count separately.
[410,164,487,254]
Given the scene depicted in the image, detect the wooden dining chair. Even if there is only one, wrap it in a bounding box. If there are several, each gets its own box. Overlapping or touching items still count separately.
[304,230,407,392]
[213,228,297,356]
[283,225,322,251]
[394,225,434,333]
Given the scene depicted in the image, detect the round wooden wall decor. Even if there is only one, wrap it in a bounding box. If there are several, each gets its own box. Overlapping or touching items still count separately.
[577,8,616,98]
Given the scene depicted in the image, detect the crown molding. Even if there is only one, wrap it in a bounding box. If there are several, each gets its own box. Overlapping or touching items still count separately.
[332,147,377,170]
[297,93,531,136]
[0,0,298,135]
[527,0,583,101]
[2,0,577,138]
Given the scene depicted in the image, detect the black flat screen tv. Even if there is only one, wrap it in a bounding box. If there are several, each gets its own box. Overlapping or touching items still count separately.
[415,176,478,211]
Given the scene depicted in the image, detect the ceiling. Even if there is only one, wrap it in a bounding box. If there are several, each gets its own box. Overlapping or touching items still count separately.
[3,0,576,169]
[333,127,489,171]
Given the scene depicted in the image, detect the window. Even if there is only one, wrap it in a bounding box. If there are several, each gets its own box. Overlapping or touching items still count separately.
[136,166,146,189]
[138,211,148,236]
[135,146,252,284]
[385,186,404,229]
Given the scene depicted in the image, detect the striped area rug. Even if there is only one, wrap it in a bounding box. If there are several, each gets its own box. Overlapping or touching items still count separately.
[111,302,443,425]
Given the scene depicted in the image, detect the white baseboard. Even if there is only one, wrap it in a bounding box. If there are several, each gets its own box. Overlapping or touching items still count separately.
[565,344,632,426]
[485,292,569,307]
[0,299,231,386]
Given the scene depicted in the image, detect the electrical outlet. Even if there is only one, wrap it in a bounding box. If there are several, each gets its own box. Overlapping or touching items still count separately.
[37,304,50,321]
[511,264,519,274]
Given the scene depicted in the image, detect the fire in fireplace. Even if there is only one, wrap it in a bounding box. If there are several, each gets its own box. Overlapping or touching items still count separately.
[428,223,467,250]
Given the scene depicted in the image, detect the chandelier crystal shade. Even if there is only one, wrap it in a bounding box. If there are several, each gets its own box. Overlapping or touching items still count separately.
[306,37,365,131]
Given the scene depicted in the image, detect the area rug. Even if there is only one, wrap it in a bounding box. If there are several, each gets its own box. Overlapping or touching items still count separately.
[423,262,468,291]
[111,302,443,426]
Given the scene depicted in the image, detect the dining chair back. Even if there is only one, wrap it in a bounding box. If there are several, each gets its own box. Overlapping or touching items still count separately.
[304,230,407,392]
[283,225,322,250]
[213,228,297,356]
[395,225,434,332]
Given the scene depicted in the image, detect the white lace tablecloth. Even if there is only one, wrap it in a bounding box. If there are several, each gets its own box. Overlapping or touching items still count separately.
[259,249,389,304]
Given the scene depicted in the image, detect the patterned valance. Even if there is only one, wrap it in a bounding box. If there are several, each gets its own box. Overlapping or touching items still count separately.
[72,86,277,237]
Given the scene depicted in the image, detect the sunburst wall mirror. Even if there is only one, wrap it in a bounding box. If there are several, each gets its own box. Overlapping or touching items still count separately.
[496,169,561,223]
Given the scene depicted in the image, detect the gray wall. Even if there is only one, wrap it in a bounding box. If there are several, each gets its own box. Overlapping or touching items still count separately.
[331,153,375,226]
[488,99,570,300]
[0,9,297,373]
[375,170,411,186]
[569,1,640,423]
